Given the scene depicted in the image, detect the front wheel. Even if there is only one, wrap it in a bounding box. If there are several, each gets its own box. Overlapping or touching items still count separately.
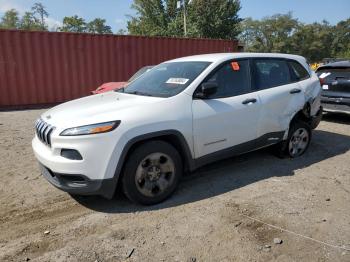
[122,141,182,205]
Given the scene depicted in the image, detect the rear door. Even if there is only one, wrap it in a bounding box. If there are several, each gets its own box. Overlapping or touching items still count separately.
[252,59,305,138]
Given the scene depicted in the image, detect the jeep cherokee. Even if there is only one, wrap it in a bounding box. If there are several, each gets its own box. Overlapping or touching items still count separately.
[32,53,322,205]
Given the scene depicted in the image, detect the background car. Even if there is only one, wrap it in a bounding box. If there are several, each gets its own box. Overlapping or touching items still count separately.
[316,60,350,114]
[91,65,154,94]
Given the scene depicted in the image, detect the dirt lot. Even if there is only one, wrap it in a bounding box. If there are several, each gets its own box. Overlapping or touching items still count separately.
[0,109,349,262]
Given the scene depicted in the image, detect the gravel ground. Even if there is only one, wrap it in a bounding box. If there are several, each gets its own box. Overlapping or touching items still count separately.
[0,109,349,262]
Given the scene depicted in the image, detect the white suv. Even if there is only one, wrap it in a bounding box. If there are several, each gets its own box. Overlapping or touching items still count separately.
[32,53,322,205]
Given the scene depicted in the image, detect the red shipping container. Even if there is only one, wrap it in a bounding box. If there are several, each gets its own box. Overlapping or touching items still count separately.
[0,30,238,108]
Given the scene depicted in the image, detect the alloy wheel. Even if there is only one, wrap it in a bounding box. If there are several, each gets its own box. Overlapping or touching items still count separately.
[288,127,309,157]
[135,153,176,197]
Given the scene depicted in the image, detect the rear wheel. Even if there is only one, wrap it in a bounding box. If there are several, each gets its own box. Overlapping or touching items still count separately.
[122,141,182,205]
[287,124,310,157]
[275,120,311,158]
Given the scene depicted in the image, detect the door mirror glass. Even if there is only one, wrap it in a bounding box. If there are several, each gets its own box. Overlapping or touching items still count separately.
[196,82,218,98]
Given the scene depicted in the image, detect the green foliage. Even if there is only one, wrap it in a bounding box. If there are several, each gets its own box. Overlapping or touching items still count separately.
[0,3,48,31]
[240,14,350,62]
[187,0,242,39]
[87,18,113,34]
[331,18,350,58]
[127,0,242,39]
[0,2,113,34]
[116,28,128,35]
[127,0,169,36]
[31,2,49,30]
[59,15,87,32]
[59,16,113,34]
[0,9,20,29]
[291,21,334,62]
[240,13,298,53]
[1,0,348,62]
[19,12,42,31]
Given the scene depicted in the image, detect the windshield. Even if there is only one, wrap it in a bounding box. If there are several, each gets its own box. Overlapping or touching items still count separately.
[128,66,154,82]
[118,61,211,98]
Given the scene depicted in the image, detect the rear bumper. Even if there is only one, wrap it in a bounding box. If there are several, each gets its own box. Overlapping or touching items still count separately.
[39,163,116,199]
[321,96,350,113]
[310,106,323,129]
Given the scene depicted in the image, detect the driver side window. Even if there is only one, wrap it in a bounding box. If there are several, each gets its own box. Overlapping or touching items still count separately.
[206,59,251,98]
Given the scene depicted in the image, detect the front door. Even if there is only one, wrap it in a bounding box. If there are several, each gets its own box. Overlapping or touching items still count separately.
[192,59,261,158]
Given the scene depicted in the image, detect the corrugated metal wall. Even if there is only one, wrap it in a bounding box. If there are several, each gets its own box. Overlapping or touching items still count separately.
[0,30,238,108]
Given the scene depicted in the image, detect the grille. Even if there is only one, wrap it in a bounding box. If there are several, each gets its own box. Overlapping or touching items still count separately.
[35,118,55,147]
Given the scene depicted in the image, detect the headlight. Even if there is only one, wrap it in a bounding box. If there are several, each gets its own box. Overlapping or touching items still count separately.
[60,121,120,136]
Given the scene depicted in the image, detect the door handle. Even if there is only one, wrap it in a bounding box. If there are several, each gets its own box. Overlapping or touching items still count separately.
[242,98,257,105]
[290,88,301,94]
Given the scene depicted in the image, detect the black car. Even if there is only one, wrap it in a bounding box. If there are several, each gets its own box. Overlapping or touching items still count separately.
[316,61,350,114]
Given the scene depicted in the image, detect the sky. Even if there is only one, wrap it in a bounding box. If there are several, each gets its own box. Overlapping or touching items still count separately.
[0,0,349,32]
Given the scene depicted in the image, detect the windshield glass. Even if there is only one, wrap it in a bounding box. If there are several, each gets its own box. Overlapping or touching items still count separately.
[118,61,211,97]
[128,66,154,82]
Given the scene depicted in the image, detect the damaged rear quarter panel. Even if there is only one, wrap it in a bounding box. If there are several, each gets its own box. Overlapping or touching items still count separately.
[304,73,322,116]
[256,82,305,138]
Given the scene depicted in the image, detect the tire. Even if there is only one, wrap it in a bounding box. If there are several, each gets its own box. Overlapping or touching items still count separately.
[275,120,312,158]
[122,140,183,205]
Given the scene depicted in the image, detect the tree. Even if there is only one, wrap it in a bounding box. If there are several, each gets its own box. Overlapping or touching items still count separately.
[240,13,298,53]
[116,28,128,35]
[0,9,20,29]
[31,2,49,30]
[290,21,334,62]
[59,15,87,33]
[127,0,242,39]
[127,0,169,36]
[187,0,242,39]
[238,13,347,62]
[87,18,112,34]
[19,12,42,31]
[331,18,350,58]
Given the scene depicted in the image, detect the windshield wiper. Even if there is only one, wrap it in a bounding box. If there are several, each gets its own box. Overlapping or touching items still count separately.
[115,87,125,93]
[125,91,154,97]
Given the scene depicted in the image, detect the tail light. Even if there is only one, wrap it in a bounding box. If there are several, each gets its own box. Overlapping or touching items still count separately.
[319,77,325,86]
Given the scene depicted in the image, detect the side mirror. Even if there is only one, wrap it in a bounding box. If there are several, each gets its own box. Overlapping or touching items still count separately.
[195,82,218,99]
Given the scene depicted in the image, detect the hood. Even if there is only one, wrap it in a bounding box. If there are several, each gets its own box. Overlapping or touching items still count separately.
[41,91,163,128]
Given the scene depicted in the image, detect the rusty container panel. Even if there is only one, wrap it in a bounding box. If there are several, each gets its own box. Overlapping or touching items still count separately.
[0,30,238,108]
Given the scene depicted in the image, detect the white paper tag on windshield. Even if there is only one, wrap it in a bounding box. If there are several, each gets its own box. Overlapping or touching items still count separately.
[322,85,329,90]
[166,78,189,85]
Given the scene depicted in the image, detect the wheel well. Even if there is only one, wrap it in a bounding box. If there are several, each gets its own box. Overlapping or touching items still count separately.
[291,103,312,125]
[123,134,192,174]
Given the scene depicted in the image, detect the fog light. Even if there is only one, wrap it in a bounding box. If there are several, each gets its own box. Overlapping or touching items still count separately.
[61,149,83,160]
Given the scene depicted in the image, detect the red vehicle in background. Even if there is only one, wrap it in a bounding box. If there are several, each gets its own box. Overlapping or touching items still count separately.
[92,66,154,94]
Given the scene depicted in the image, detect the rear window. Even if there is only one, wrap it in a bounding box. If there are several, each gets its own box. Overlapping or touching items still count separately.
[253,59,291,89]
[316,68,350,81]
[288,61,310,81]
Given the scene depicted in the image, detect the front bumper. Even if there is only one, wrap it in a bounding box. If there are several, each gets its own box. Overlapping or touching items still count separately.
[321,96,350,113]
[32,129,127,198]
[39,163,116,198]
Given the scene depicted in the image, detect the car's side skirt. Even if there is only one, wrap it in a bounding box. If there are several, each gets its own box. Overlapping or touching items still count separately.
[192,131,285,169]
[109,130,285,198]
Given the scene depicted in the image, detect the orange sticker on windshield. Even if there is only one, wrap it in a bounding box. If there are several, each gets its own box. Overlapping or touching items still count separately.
[231,62,240,71]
